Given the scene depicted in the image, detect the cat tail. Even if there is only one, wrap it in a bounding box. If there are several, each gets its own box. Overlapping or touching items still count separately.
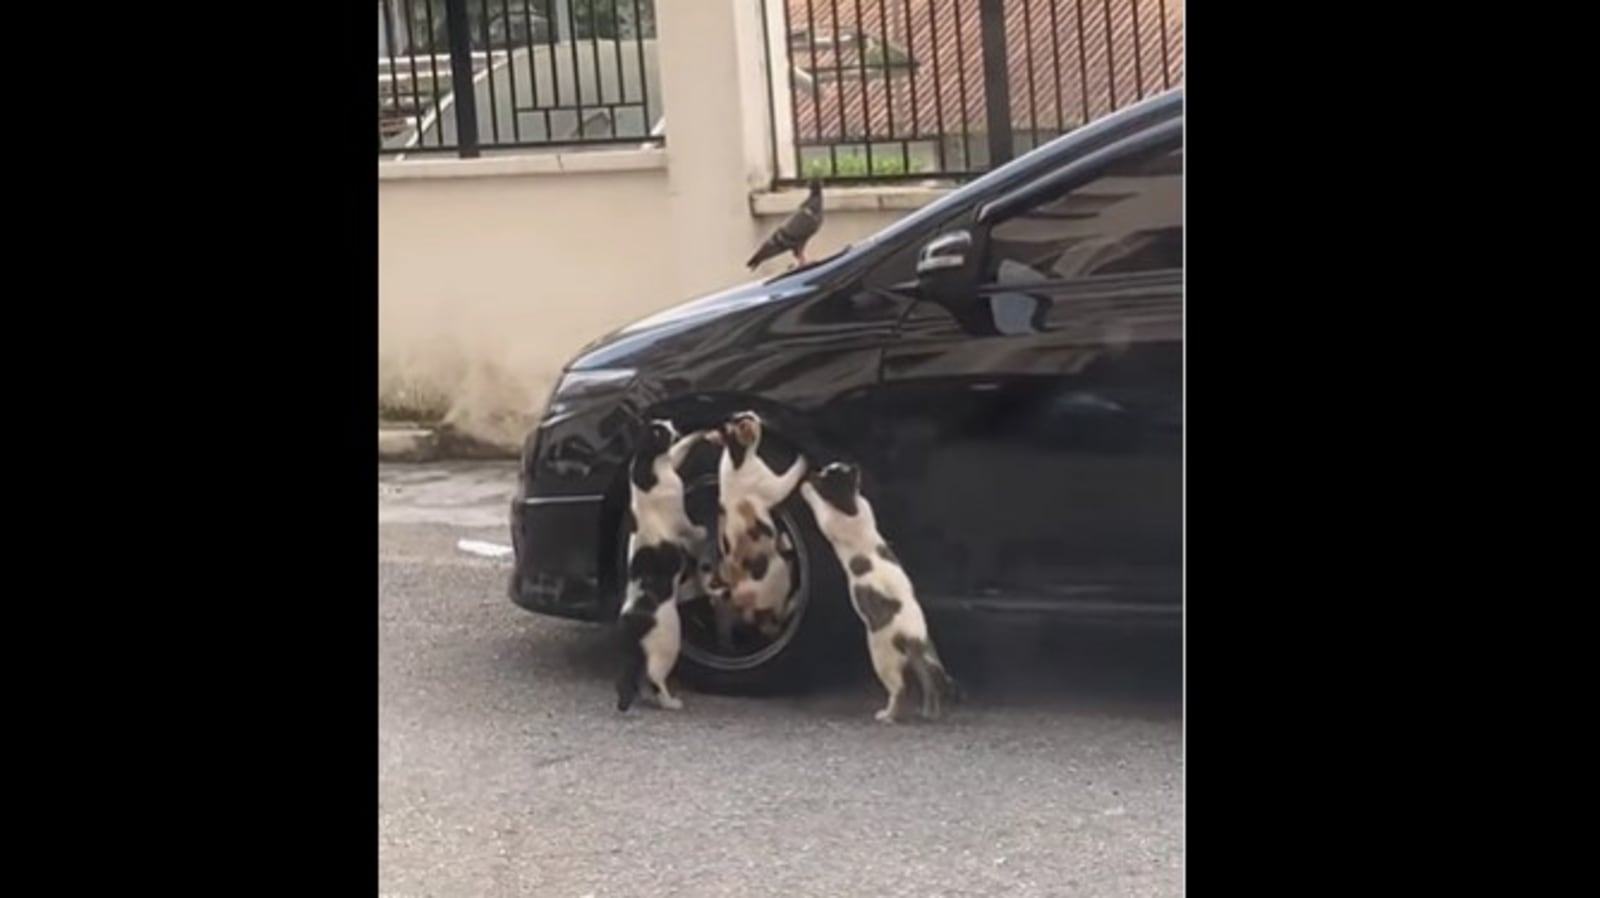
[930,652,963,707]
[928,641,963,704]
[898,635,959,720]
[616,609,655,711]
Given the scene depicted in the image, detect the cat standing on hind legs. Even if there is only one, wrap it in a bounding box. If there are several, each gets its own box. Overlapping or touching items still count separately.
[703,410,808,639]
[707,411,808,528]
[616,545,691,711]
[799,461,958,723]
[616,419,710,712]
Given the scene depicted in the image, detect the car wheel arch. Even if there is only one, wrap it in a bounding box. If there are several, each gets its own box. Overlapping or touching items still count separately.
[594,391,846,616]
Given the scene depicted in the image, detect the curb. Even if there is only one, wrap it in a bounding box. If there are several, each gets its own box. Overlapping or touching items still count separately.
[378,425,521,463]
[379,428,440,463]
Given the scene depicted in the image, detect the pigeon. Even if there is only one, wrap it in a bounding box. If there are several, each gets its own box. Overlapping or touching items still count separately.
[747,178,824,270]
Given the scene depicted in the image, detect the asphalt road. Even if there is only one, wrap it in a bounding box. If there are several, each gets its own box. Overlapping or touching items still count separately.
[379,463,1183,898]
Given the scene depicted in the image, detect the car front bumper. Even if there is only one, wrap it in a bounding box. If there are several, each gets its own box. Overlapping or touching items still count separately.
[507,492,609,621]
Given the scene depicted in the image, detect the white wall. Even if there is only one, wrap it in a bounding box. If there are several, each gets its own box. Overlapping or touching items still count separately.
[378,150,938,448]
[378,0,947,450]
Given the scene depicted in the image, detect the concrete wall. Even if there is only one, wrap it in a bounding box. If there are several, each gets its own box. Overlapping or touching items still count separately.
[378,150,932,448]
[380,154,671,446]
[377,0,947,450]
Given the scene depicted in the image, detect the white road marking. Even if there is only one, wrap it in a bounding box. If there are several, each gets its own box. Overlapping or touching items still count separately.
[457,539,514,559]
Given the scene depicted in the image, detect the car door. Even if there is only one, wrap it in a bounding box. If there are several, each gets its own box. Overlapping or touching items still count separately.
[870,122,1183,611]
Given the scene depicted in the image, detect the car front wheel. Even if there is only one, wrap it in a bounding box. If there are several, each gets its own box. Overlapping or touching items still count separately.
[618,468,855,696]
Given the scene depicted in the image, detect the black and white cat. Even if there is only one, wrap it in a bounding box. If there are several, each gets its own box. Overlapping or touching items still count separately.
[799,461,957,722]
[705,411,807,635]
[616,419,709,712]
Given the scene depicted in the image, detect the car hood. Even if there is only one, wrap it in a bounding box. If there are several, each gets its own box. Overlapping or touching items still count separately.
[566,278,800,371]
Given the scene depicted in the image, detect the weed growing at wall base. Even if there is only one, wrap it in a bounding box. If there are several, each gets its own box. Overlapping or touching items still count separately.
[378,385,451,424]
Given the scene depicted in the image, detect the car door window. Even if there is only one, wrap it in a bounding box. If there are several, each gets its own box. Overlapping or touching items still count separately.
[984,142,1182,287]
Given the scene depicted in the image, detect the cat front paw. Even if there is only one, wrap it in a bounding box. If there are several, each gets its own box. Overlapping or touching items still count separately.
[658,695,685,711]
[874,708,897,724]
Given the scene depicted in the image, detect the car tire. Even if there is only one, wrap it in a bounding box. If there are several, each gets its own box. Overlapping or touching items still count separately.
[679,495,861,696]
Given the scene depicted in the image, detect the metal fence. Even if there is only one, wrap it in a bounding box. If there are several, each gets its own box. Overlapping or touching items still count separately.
[378,0,661,158]
[760,0,1183,184]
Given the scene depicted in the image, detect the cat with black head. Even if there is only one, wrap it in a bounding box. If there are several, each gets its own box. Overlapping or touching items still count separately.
[800,461,957,722]
[616,419,710,712]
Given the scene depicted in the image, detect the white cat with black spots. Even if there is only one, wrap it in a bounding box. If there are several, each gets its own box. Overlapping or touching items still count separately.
[704,411,808,636]
[800,461,958,722]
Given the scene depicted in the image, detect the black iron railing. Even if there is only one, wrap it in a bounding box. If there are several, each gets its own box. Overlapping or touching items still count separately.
[378,0,662,158]
[759,0,1182,185]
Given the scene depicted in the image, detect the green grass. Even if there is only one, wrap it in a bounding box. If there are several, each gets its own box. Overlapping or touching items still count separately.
[803,153,925,179]
[861,44,913,69]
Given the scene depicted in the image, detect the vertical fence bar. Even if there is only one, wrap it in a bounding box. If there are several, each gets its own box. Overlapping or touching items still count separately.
[875,0,902,173]
[546,0,561,139]
[565,0,585,137]
[1021,0,1038,149]
[443,0,481,156]
[609,0,626,119]
[978,0,1012,169]
[827,0,845,173]
[853,0,873,175]
[588,0,605,129]
[804,2,828,175]
[924,0,947,172]
[418,0,447,147]
[950,0,972,170]
[633,0,652,134]
[1129,0,1145,97]
[1072,0,1089,124]
[521,0,544,138]
[501,0,521,141]
[398,0,424,145]
[900,0,921,168]
[479,0,500,143]
[1100,0,1117,110]
[1157,0,1171,90]
[1048,0,1064,133]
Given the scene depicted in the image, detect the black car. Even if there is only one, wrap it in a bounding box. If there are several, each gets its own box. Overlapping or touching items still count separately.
[510,88,1182,693]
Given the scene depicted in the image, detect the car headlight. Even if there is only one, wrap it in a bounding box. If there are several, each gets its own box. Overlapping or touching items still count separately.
[541,367,637,426]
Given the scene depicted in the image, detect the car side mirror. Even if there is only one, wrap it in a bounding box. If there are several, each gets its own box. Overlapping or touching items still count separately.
[915,229,976,308]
